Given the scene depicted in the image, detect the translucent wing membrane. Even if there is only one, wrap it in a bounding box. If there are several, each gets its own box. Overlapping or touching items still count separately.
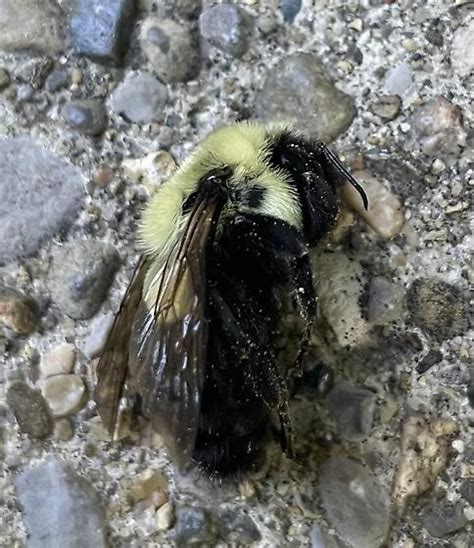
[95,194,222,469]
[94,255,150,438]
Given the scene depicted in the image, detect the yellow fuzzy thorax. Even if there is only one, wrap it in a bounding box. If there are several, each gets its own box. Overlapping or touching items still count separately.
[138,122,302,263]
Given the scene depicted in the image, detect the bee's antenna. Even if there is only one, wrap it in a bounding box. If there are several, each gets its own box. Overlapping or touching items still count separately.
[315,142,369,211]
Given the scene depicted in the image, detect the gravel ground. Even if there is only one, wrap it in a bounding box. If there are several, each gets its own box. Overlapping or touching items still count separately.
[0,1,472,547]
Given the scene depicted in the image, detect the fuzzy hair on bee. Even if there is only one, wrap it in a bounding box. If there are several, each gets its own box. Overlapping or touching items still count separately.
[94,122,368,477]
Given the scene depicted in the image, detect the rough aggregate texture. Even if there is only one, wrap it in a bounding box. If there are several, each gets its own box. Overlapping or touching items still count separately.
[1,1,472,547]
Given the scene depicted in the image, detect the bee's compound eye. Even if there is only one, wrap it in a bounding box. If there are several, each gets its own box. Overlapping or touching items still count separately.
[182,191,199,213]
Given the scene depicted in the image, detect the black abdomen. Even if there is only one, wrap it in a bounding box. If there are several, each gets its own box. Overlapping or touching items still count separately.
[192,214,306,476]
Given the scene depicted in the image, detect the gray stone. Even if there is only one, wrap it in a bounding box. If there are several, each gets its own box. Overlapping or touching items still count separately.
[422,501,467,537]
[45,69,70,93]
[367,276,405,325]
[6,382,53,439]
[70,0,136,64]
[49,241,120,320]
[408,279,466,341]
[0,287,39,335]
[326,382,376,442]
[62,99,107,136]
[174,506,218,546]
[0,136,85,264]
[15,459,107,548]
[0,68,11,90]
[303,364,335,396]
[280,0,302,23]
[369,95,401,121]
[409,96,467,156]
[83,312,114,359]
[16,84,34,103]
[221,509,261,544]
[256,53,356,142]
[141,18,201,83]
[415,349,443,374]
[384,62,413,96]
[0,0,63,53]
[460,479,474,505]
[451,20,474,78]
[111,72,168,124]
[199,4,251,57]
[42,375,87,417]
[318,457,390,548]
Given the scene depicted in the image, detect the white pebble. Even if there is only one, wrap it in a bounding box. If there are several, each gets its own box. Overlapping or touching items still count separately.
[452,439,464,453]
[41,374,87,417]
[156,501,175,531]
[83,312,114,359]
[431,158,446,174]
[40,343,76,378]
[342,170,404,239]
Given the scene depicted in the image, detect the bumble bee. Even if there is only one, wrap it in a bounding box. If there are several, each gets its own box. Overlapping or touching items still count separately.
[94,123,367,476]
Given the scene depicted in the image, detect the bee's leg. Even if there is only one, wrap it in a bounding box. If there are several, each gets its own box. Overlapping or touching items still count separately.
[286,251,317,394]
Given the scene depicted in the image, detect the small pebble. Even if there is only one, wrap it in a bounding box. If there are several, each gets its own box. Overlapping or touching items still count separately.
[40,343,76,378]
[16,84,34,102]
[199,3,251,58]
[83,312,115,359]
[256,53,356,142]
[0,136,84,264]
[0,287,39,335]
[459,479,474,505]
[367,276,405,325]
[71,68,83,85]
[156,501,175,531]
[415,349,443,374]
[280,0,302,23]
[409,96,466,156]
[6,381,53,439]
[402,38,417,52]
[15,459,107,547]
[48,241,120,320]
[318,457,390,548]
[431,158,446,174]
[62,99,107,136]
[385,62,413,96]
[111,71,168,124]
[141,18,200,83]
[41,374,87,417]
[369,95,401,121]
[343,170,404,239]
[422,501,467,537]
[221,509,262,544]
[128,469,168,505]
[326,382,376,442]
[70,0,136,64]
[257,12,278,35]
[53,418,74,441]
[312,252,368,347]
[0,68,11,90]
[45,69,69,92]
[450,20,474,78]
[348,18,363,31]
[173,506,218,546]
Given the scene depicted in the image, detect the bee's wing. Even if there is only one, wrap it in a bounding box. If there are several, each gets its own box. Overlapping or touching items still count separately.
[94,255,150,438]
[129,197,221,469]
